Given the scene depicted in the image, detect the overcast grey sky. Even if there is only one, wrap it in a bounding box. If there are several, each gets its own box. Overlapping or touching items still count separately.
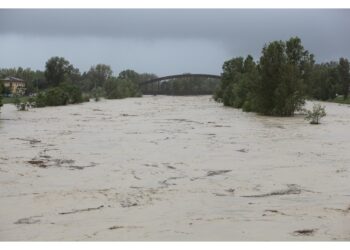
[0,9,349,76]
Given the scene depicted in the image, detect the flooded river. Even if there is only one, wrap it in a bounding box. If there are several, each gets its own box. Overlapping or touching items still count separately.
[0,95,349,240]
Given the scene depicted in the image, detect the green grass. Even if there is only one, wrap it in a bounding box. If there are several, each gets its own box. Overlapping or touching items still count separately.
[329,96,350,104]
[1,96,30,104]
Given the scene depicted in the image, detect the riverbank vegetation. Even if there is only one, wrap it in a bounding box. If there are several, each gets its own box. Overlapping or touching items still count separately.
[214,37,348,117]
[0,58,154,108]
[1,37,349,113]
[2,96,30,105]
[329,96,350,104]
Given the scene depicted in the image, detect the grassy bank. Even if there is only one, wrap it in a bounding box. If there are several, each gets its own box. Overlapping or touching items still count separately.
[1,96,31,104]
[328,96,350,105]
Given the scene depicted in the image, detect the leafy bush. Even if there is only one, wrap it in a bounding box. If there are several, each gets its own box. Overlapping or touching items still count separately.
[14,96,26,111]
[34,83,85,107]
[59,83,83,104]
[305,103,326,124]
[44,87,69,106]
[35,92,47,107]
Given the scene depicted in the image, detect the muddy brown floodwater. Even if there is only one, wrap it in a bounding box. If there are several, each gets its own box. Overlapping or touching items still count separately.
[0,95,350,241]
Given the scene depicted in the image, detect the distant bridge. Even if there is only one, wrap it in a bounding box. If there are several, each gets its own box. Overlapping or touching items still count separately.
[139,73,221,86]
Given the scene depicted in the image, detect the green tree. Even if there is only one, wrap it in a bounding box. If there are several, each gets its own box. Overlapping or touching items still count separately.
[139,73,158,83]
[255,37,312,116]
[214,55,258,110]
[59,82,83,104]
[85,64,113,91]
[44,87,69,106]
[256,40,287,115]
[104,77,141,99]
[35,92,47,107]
[214,57,244,106]
[45,57,74,86]
[34,83,85,108]
[118,69,140,84]
[308,62,338,101]
[338,57,350,100]
[215,37,313,116]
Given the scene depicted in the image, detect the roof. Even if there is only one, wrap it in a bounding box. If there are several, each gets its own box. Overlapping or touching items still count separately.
[1,76,25,82]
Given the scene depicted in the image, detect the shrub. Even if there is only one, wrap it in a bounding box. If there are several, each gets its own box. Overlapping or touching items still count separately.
[12,96,35,111]
[82,94,91,102]
[34,83,85,107]
[44,87,69,106]
[305,103,326,124]
[14,96,26,111]
[59,83,83,104]
[35,92,47,107]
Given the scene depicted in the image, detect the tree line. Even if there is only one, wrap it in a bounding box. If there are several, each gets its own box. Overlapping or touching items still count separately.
[214,37,350,116]
[0,57,158,107]
[0,57,220,109]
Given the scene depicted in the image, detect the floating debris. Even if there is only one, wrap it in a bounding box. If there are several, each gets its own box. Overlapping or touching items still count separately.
[293,229,317,236]
[11,138,41,144]
[207,170,232,177]
[14,216,42,224]
[109,226,124,230]
[225,188,235,193]
[120,200,138,208]
[59,205,104,215]
[27,160,47,168]
[241,184,302,198]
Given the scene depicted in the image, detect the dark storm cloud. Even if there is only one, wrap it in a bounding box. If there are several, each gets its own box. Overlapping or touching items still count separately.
[1,9,349,40]
[0,9,350,74]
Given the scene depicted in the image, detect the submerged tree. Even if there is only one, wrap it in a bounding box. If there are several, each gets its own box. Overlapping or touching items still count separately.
[256,37,313,116]
[305,103,326,124]
[214,55,259,111]
[215,37,314,117]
